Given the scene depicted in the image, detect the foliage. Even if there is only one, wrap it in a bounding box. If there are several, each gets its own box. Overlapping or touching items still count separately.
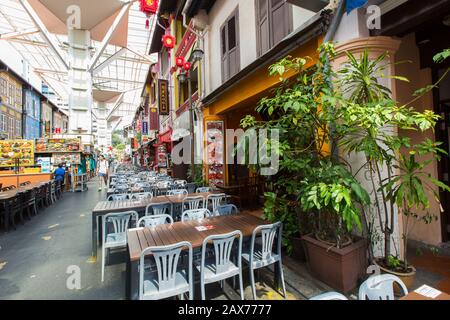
[187,163,207,185]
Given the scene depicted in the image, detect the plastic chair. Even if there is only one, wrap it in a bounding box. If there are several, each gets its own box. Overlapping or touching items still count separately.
[174,180,187,187]
[196,187,210,193]
[139,241,193,300]
[138,214,173,227]
[182,196,205,211]
[196,231,244,300]
[213,204,239,216]
[131,192,153,200]
[167,189,188,196]
[145,202,173,217]
[207,193,226,212]
[101,210,138,282]
[108,194,130,201]
[242,221,287,299]
[181,209,211,222]
[310,292,348,300]
[358,274,408,300]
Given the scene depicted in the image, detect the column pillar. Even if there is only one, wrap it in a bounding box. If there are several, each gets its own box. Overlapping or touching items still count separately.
[68,29,93,145]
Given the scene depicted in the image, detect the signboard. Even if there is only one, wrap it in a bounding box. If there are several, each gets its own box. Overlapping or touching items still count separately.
[52,153,81,165]
[149,107,159,130]
[206,121,225,186]
[142,121,149,135]
[0,140,35,167]
[35,138,81,153]
[158,79,170,115]
[37,157,51,173]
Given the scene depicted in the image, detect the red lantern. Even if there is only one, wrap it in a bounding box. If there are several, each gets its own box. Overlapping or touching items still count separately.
[162,34,176,50]
[176,56,185,67]
[183,61,191,71]
[140,0,159,29]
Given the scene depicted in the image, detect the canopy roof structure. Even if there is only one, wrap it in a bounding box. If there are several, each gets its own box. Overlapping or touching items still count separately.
[0,0,157,129]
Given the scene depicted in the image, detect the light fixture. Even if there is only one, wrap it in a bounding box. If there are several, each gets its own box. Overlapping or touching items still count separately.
[177,72,188,83]
[191,48,204,63]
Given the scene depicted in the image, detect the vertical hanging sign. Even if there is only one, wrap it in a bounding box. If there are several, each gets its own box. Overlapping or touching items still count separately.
[142,121,149,135]
[158,79,169,116]
[149,107,159,130]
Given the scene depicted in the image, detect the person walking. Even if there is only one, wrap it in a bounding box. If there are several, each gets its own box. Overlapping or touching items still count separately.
[97,155,109,191]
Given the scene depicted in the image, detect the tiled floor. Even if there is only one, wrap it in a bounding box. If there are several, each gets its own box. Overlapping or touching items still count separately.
[409,250,450,293]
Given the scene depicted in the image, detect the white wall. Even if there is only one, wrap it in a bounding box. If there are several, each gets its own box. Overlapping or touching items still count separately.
[205,1,316,95]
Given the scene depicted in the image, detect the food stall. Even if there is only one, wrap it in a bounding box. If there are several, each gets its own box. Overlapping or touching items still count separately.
[0,140,52,187]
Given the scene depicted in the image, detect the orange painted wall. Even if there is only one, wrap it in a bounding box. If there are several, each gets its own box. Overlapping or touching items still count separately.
[0,173,52,188]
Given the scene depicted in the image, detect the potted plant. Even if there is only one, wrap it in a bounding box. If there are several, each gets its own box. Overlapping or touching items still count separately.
[335,48,450,290]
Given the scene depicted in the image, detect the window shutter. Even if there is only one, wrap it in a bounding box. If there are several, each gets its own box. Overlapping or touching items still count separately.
[257,0,270,56]
[221,10,240,82]
[270,0,290,46]
[221,24,229,82]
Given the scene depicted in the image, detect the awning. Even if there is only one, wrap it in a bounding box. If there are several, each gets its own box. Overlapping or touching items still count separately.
[158,128,173,144]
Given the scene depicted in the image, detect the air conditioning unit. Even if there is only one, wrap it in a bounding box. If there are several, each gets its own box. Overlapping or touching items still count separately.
[287,0,330,12]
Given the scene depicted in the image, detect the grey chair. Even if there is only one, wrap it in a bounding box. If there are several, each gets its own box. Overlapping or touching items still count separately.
[310,292,348,300]
[182,196,205,211]
[101,211,138,282]
[145,202,173,217]
[131,192,153,200]
[167,189,188,196]
[139,241,193,300]
[213,204,239,216]
[196,187,210,193]
[206,193,226,212]
[358,274,408,300]
[108,194,130,201]
[242,221,287,299]
[174,180,188,188]
[114,185,129,194]
[181,209,211,222]
[138,214,174,227]
[196,231,244,300]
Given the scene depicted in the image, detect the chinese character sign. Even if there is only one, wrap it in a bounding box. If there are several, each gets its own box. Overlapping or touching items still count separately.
[158,79,169,115]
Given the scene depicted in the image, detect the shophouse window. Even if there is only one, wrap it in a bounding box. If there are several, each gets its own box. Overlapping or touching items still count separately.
[9,84,14,105]
[16,119,21,137]
[0,114,6,132]
[256,0,292,57]
[0,78,6,95]
[9,117,14,138]
[220,9,240,83]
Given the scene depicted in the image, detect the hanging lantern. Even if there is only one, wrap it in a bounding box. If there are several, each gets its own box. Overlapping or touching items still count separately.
[162,34,176,50]
[183,61,191,71]
[176,56,185,67]
[140,0,159,29]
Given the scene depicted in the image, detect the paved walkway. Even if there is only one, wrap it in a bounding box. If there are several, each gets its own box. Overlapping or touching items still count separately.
[0,181,332,300]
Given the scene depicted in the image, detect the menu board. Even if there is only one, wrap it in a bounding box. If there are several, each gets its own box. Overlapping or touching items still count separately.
[206,121,225,186]
[0,140,35,167]
[35,138,81,153]
[52,153,81,165]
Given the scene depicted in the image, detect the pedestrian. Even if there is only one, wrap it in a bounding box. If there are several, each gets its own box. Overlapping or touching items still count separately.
[97,155,109,191]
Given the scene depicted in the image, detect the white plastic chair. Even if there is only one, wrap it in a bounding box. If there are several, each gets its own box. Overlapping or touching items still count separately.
[107,194,130,201]
[196,231,244,300]
[182,196,205,211]
[196,187,210,193]
[101,210,138,282]
[131,192,153,200]
[139,241,193,300]
[174,180,188,187]
[213,204,239,216]
[310,292,348,300]
[167,189,188,196]
[181,209,211,222]
[138,214,173,227]
[206,193,226,212]
[242,221,287,299]
[358,274,408,300]
[145,202,172,216]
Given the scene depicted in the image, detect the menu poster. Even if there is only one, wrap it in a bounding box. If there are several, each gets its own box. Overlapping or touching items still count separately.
[37,157,51,173]
[0,140,35,167]
[35,138,81,153]
[206,121,225,186]
[52,153,81,165]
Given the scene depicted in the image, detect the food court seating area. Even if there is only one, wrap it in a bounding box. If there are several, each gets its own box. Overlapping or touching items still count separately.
[0,179,64,232]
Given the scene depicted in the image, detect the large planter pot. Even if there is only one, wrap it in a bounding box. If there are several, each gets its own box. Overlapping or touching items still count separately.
[302,234,368,293]
[291,236,307,262]
[375,260,416,295]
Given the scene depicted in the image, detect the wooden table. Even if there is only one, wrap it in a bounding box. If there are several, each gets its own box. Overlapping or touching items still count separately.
[125,213,269,300]
[0,181,48,231]
[400,291,450,300]
[91,192,219,258]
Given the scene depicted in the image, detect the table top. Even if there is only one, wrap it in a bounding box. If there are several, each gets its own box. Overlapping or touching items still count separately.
[127,213,267,261]
[0,182,48,201]
[400,291,450,300]
[93,192,218,215]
